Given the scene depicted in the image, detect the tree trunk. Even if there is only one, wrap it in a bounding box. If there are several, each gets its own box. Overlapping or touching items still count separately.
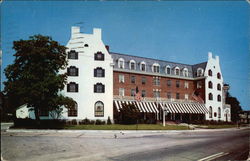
[34,108,40,125]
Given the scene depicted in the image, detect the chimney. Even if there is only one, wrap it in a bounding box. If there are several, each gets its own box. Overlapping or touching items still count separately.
[71,26,80,38]
[208,52,213,59]
[93,28,102,40]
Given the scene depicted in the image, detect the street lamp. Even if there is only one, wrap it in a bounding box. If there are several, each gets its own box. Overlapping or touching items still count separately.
[163,109,168,127]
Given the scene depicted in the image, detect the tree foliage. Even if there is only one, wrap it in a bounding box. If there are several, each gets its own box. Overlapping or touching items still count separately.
[4,35,75,121]
[226,92,242,123]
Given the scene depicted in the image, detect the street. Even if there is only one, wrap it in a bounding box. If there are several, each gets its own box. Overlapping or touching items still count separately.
[1,127,249,161]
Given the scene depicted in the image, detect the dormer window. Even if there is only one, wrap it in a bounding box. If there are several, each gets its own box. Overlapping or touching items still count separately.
[197,68,204,77]
[129,60,136,70]
[175,67,180,76]
[152,63,160,73]
[68,50,78,59]
[118,58,125,69]
[165,66,171,74]
[140,62,146,71]
[94,52,104,61]
[183,68,188,77]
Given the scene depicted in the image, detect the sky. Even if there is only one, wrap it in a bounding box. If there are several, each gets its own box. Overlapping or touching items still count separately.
[1,1,249,110]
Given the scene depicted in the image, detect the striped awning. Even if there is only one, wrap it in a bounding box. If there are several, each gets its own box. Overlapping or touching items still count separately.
[114,100,159,113]
[160,102,208,114]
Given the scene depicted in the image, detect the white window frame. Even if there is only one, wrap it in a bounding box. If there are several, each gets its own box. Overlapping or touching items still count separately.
[165,65,171,74]
[140,61,146,71]
[197,68,204,77]
[174,66,180,76]
[119,88,125,96]
[183,68,188,77]
[118,74,124,83]
[118,58,125,69]
[184,94,189,100]
[184,81,189,89]
[152,63,160,73]
[129,60,136,70]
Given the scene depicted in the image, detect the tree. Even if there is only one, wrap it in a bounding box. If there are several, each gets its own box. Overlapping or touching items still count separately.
[226,92,242,123]
[4,35,75,123]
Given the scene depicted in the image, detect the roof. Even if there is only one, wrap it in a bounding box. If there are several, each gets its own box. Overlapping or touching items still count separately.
[110,52,207,78]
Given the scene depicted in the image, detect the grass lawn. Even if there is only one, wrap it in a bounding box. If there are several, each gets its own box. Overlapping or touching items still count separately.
[64,124,189,130]
[196,124,237,129]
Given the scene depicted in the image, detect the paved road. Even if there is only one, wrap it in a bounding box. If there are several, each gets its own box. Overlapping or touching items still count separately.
[1,128,249,161]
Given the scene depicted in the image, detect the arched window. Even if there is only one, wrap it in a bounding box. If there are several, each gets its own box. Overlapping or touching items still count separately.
[152,63,160,73]
[68,102,78,117]
[118,58,125,69]
[197,68,204,77]
[218,107,221,118]
[94,52,104,61]
[165,65,171,74]
[182,68,188,77]
[217,84,221,91]
[67,66,79,76]
[94,83,105,93]
[175,67,180,76]
[94,67,105,77]
[217,73,221,79]
[208,81,213,89]
[217,95,221,102]
[209,106,213,118]
[208,69,212,76]
[129,60,136,70]
[68,50,78,59]
[209,93,213,100]
[140,61,146,71]
[95,101,104,117]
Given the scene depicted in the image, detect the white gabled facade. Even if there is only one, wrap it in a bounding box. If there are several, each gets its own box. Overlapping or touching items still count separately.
[204,52,230,121]
[60,26,114,121]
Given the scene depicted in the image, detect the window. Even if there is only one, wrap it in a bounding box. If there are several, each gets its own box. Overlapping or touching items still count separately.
[167,80,171,87]
[94,83,105,93]
[68,102,78,117]
[67,82,78,92]
[94,52,104,61]
[118,58,125,69]
[131,76,136,84]
[184,81,189,89]
[208,69,212,76]
[208,81,213,89]
[176,80,180,88]
[183,68,188,77]
[176,93,180,99]
[68,50,78,59]
[129,60,136,70]
[209,106,213,118]
[119,74,125,83]
[218,107,221,118]
[94,67,105,77]
[67,66,79,76]
[95,101,104,117]
[217,95,221,102]
[209,93,213,100]
[141,77,146,85]
[175,67,180,76]
[217,84,221,91]
[141,90,146,97]
[131,89,136,96]
[167,92,171,99]
[197,81,202,88]
[152,63,160,73]
[153,91,160,98]
[153,77,160,86]
[140,62,146,71]
[119,88,125,96]
[184,94,189,100]
[166,66,171,74]
[217,73,221,79]
[84,44,89,47]
[197,68,204,77]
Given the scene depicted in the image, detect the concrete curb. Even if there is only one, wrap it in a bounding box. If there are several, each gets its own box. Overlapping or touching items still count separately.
[6,127,249,134]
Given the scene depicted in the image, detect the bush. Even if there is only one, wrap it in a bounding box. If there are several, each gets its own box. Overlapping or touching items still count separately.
[95,119,105,125]
[80,118,91,125]
[107,116,112,125]
[90,120,95,125]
